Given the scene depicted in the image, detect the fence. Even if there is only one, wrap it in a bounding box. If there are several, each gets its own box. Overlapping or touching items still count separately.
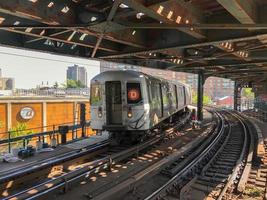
[9,88,90,97]
[0,121,92,153]
[242,109,267,122]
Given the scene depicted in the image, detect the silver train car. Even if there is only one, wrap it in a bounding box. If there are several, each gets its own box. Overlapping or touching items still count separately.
[90,70,191,140]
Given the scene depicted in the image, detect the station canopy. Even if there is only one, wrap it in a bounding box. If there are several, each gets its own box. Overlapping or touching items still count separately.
[0,0,267,86]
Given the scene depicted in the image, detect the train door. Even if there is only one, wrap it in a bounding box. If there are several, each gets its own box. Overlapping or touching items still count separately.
[105,81,122,125]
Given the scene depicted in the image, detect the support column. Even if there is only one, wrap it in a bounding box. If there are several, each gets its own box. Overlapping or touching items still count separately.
[197,72,204,121]
[7,102,12,131]
[42,102,47,132]
[234,82,242,111]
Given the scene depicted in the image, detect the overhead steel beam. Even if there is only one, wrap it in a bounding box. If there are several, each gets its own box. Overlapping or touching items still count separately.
[208,69,267,75]
[121,23,267,30]
[26,30,71,43]
[91,0,121,58]
[117,0,204,22]
[121,0,205,39]
[0,0,76,24]
[189,61,267,69]
[6,23,267,30]
[0,1,146,49]
[3,28,117,53]
[100,33,267,58]
[217,0,257,24]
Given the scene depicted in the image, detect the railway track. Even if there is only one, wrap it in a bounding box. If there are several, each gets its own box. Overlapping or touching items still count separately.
[140,111,251,200]
[64,110,218,200]
[0,140,110,197]
[1,111,193,200]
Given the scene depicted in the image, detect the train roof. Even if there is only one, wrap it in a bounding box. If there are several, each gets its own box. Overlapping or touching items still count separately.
[92,70,190,88]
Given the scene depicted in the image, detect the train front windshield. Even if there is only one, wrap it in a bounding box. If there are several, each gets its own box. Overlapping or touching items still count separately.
[127,83,142,104]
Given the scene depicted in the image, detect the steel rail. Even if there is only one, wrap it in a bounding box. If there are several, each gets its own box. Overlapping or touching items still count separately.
[217,112,250,200]
[4,135,164,200]
[3,112,191,200]
[0,140,109,183]
[144,111,226,200]
[144,110,251,200]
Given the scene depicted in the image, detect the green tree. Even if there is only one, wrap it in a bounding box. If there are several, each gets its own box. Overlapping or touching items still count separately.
[242,88,254,99]
[10,123,33,138]
[64,79,86,88]
[192,94,212,105]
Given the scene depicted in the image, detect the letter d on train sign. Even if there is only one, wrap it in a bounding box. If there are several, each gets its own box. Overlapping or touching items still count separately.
[20,107,35,120]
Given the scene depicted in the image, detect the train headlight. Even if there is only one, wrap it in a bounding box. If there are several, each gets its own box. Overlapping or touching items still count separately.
[98,107,102,118]
[127,107,133,118]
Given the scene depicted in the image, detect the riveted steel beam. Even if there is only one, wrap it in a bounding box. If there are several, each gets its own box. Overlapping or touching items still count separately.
[91,0,121,58]
[121,0,205,39]
[101,33,267,58]
[2,28,117,53]
[217,0,257,24]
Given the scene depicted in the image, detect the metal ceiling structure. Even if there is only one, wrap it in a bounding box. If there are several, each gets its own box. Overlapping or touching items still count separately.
[0,0,267,88]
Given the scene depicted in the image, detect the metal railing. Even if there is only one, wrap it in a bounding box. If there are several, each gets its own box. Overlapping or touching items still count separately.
[242,109,267,122]
[1,88,90,97]
[0,121,92,153]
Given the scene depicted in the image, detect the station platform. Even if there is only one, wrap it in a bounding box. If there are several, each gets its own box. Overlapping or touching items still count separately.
[0,133,109,175]
[0,108,212,177]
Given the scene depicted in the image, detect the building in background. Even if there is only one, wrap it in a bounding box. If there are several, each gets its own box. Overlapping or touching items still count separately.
[0,68,15,90]
[216,96,234,108]
[67,65,87,87]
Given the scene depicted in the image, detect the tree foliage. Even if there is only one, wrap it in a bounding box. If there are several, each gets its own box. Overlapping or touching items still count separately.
[10,123,33,138]
[192,94,212,105]
[242,88,254,99]
[63,79,86,88]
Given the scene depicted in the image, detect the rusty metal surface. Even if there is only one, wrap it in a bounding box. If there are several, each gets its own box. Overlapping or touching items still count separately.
[0,0,265,88]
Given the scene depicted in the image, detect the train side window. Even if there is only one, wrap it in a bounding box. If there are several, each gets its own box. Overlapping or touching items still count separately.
[90,84,102,106]
[151,82,160,107]
[127,83,142,104]
[162,83,170,108]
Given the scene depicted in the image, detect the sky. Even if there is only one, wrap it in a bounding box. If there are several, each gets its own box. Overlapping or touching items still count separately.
[0,46,100,89]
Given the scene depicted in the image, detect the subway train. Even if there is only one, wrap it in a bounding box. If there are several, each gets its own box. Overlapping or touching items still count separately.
[90,70,191,142]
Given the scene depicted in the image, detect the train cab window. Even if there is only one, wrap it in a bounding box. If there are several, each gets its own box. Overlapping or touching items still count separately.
[127,83,142,104]
[90,84,102,105]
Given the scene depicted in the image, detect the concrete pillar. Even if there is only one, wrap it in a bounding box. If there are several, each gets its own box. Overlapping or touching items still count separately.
[42,102,47,132]
[7,102,12,130]
[197,72,204,121]
[234,82,242,111]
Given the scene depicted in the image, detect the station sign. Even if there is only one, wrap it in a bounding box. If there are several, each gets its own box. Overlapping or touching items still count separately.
[20,107,35,120]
